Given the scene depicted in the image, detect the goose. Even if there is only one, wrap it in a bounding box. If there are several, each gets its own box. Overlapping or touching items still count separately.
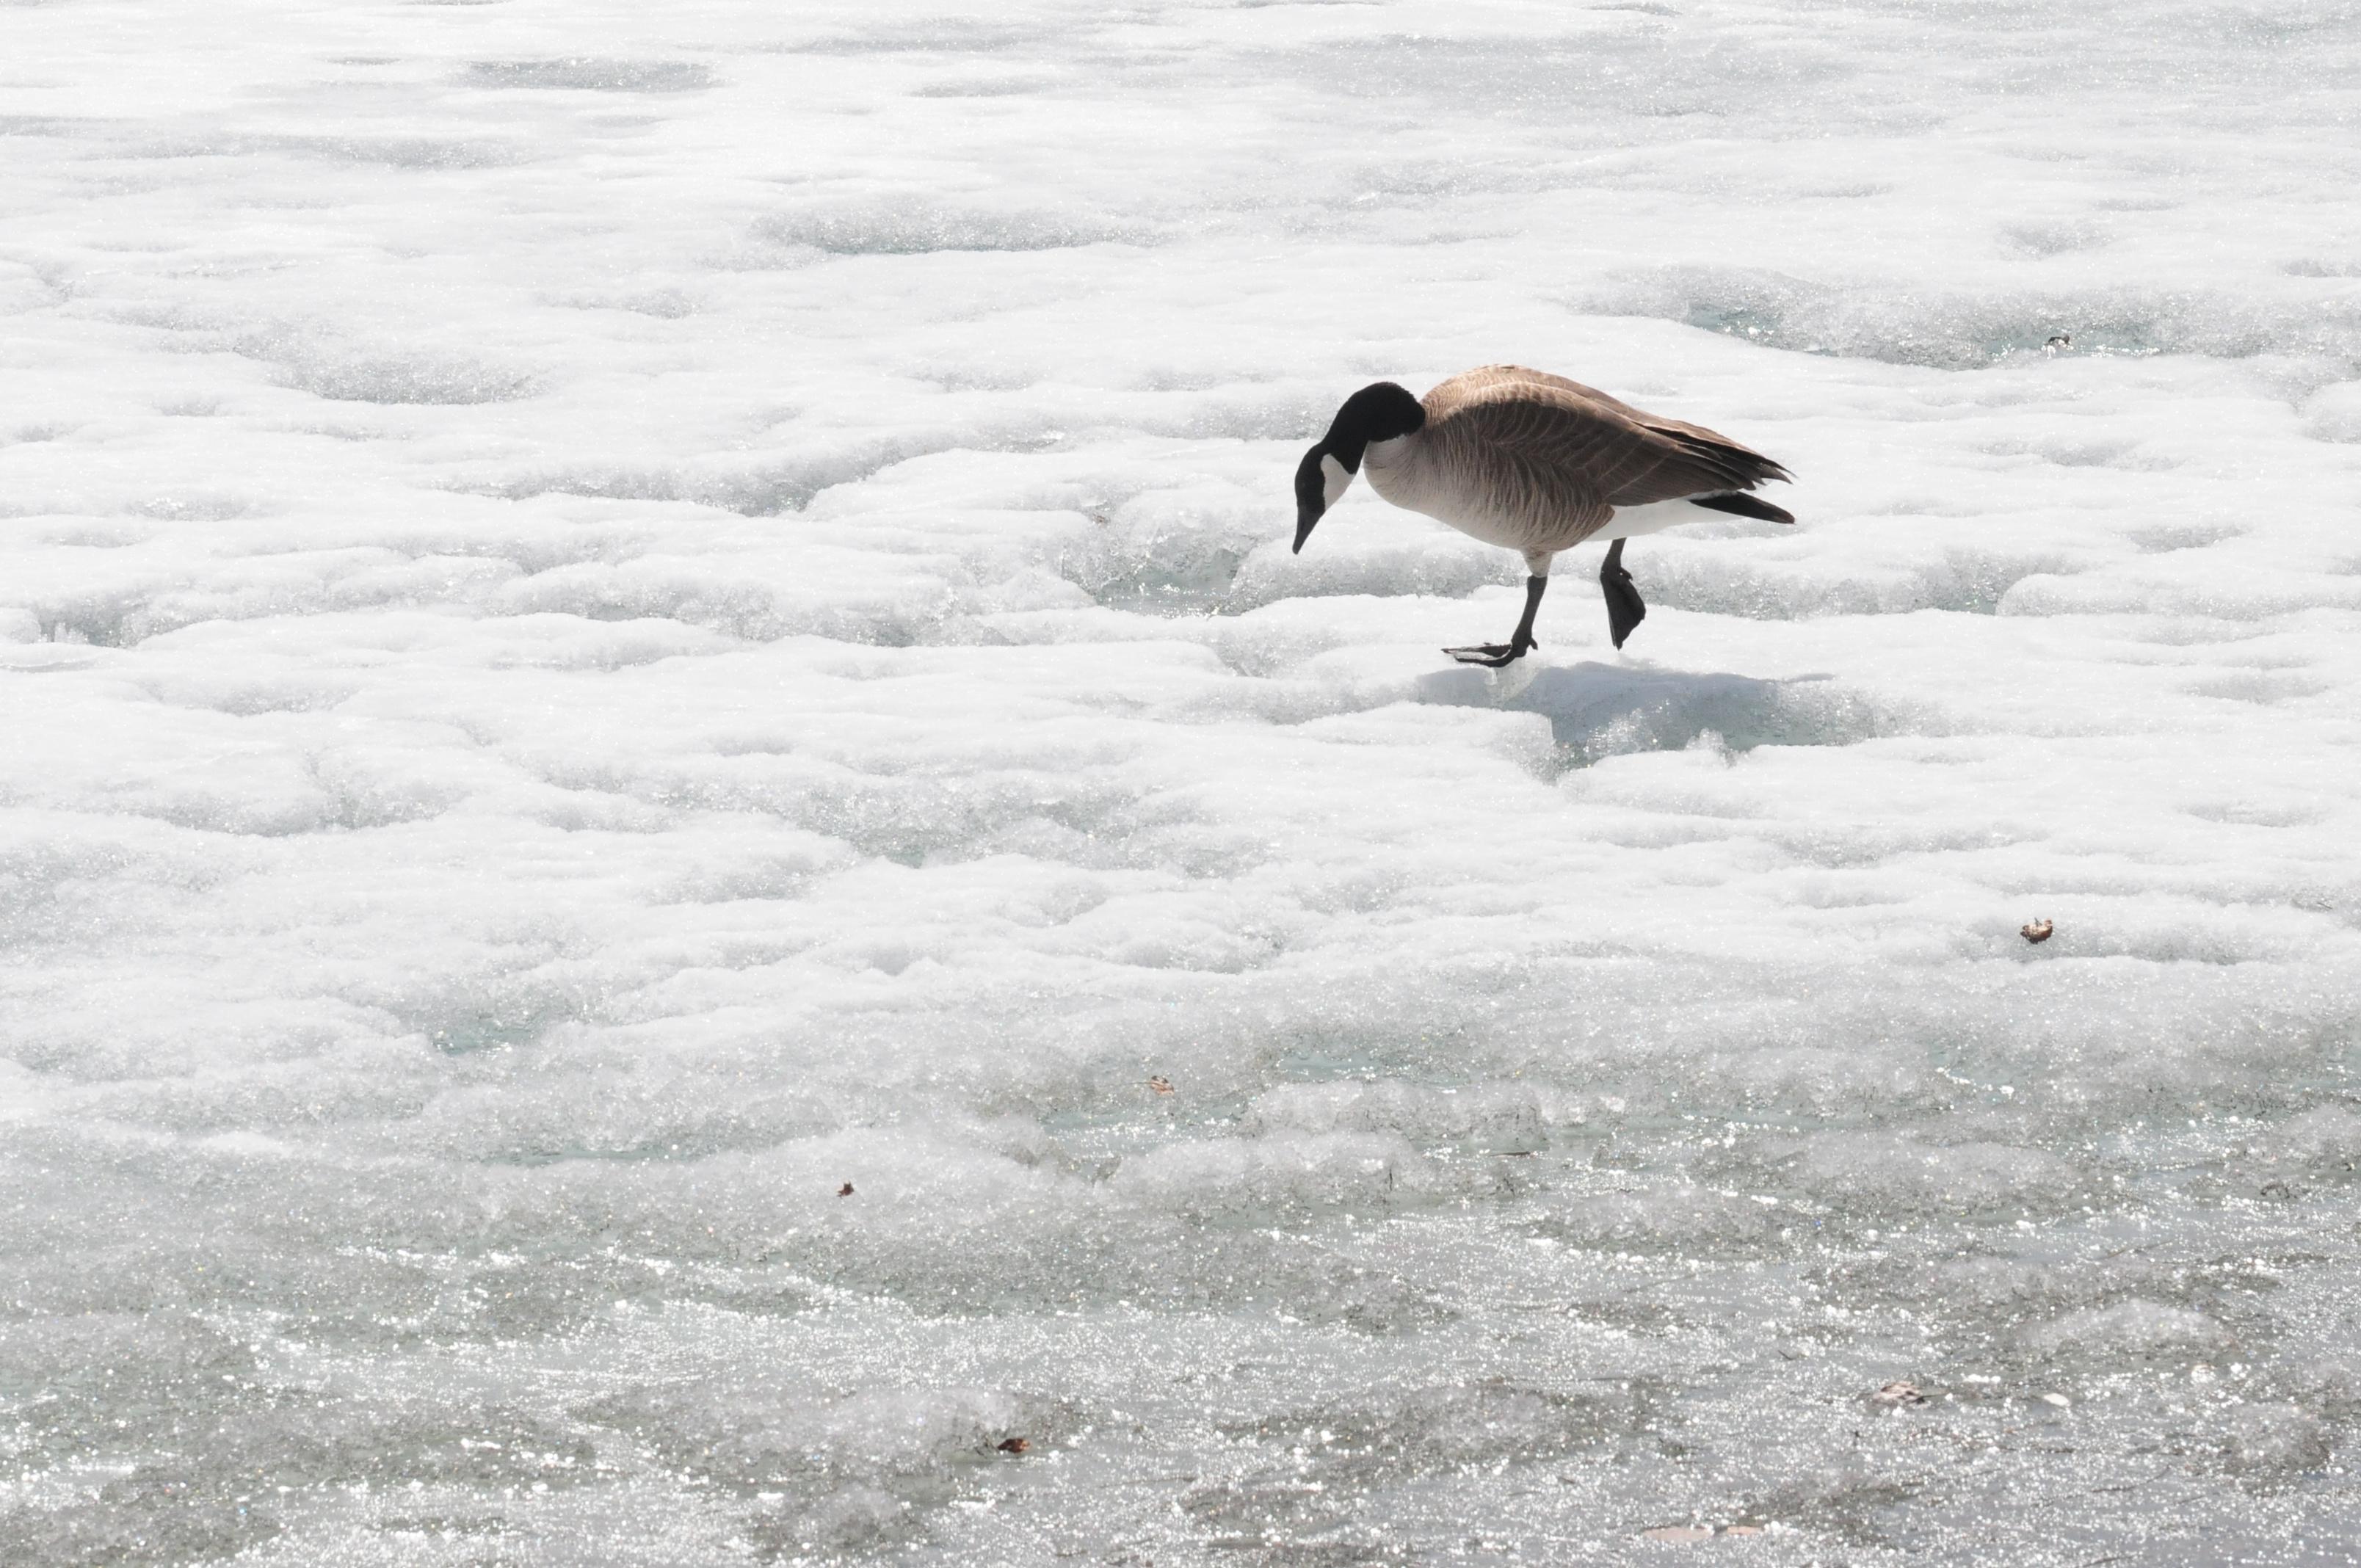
[1291,365,1794,666]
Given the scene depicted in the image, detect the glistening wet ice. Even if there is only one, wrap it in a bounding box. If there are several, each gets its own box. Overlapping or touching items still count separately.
[4,1,2361,1563]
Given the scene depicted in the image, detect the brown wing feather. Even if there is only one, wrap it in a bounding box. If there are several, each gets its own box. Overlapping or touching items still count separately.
[1426,366,1791,517]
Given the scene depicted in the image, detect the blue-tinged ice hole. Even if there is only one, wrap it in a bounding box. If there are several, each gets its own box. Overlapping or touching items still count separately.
[34,602,143,647]
[1421,662,1893,771]
[421,1007,563,1057]
[463,59,715,92]
[1076,543,1254,614]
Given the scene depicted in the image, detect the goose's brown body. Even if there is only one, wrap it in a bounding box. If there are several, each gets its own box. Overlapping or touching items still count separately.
[1292,365,1792,661]
[1363,365,1792,573]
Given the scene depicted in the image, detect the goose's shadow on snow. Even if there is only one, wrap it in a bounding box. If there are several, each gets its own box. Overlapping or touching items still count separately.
[1415,661,1890,769]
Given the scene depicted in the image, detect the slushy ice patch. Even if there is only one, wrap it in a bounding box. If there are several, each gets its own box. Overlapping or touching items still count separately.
[783,19,1060,57]
[1641,545,2088,620]
[586,1381,1067,1556]
[754,201,1123,257]
[1425,661,1893,764]
[129,133,527,170]
[269,135,525,170]
[4,1379,598,1568]
[1595,267,2361,372]
[242,333,537,406]
[490,562,791,640]
[9,0,2361,1561]
[487,435,1018,516]
[464,59,717,93]
[1187,1380,1663,1542]
[1060,499,1263,611]
[1244,1079,1550,1155]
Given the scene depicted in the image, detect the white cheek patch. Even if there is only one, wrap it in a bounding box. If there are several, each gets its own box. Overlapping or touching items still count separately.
[1321,453,1353,507]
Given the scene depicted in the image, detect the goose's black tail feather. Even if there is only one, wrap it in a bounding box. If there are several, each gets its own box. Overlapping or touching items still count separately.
[1658,429,1794,492]
[1689,492,1795,525]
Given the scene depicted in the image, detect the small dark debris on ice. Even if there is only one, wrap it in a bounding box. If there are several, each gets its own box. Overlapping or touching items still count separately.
[1868,1380,1929,1409]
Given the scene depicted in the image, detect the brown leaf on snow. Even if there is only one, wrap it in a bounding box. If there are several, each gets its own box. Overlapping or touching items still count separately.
[997,1437,1031,1454]
[836,1182,855,1197]
[1148,1075,1175,1094]
[2021,918,2054,944]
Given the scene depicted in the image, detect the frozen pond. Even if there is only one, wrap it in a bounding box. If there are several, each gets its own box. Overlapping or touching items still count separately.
[4,0,2361,1561]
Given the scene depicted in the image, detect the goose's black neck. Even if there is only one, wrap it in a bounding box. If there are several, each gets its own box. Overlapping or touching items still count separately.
[1319,381,1426,472]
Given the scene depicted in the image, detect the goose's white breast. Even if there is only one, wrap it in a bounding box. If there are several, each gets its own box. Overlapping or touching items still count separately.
[1598,499,1713,540]
[1362,434,1530,548]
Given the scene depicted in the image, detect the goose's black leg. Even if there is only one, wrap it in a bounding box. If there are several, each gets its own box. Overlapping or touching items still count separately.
[1445,573,1548,668]
[1601,538,1645,649]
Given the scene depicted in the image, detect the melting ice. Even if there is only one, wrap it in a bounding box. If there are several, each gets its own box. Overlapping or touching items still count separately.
[4,0,2361,1562]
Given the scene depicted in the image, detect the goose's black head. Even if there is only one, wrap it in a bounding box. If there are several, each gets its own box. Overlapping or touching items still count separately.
[1293,381,1426,553]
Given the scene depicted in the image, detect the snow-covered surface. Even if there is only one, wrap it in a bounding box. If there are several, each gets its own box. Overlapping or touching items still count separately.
[5,0,2361,1561]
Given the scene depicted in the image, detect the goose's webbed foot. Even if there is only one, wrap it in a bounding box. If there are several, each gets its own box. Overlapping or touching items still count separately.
[1443,572,1550,669]
[1602,539,1646,649]
[1443,637,1535,669]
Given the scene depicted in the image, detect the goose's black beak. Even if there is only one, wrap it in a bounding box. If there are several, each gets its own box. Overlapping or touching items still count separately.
[1292,446,1327,554]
